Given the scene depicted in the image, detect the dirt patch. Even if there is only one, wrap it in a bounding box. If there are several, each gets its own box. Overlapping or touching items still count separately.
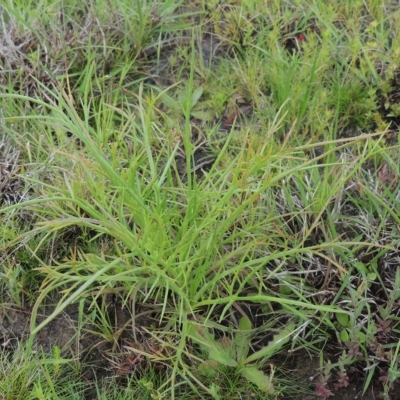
[0,298,133,378]
[279,350,396,400]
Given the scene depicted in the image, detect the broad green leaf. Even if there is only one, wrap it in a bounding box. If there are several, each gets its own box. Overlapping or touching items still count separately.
[336,313,350,327]
[235,316,252,360]
[209,350,238,367]
[178,88,189,104]
[280,284,291,295]
[239,316,252,331]
[245,323,295,364]
[218,337,236,360]
[210,383,221,400]
[235,335,250,361]
[240,366,274,393]
[187,322,219,353]
[339,329,350,342]
[368,273,377,281]
[191,87,204,107]
[160,92,180,110]
[355,331,366,344]
[197,360,219,378]
[367,322,378,335]
[191,110,215,121]
[355,262,368,273]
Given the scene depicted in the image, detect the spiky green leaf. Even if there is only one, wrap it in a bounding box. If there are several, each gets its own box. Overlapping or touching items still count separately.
[244,323,295,364]
[240,366,274,393]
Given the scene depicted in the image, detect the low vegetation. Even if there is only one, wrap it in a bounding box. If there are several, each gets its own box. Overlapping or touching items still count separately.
[1,0,400,399]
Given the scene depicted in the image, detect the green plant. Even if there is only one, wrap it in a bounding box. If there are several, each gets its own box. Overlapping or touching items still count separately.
[188,316,295,394]
[2,0,400,399]
[0,341,85,400]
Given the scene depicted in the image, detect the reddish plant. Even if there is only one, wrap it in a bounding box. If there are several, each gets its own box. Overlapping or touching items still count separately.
[315,381,334,398]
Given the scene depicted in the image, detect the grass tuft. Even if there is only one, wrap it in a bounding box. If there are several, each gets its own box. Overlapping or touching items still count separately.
[2,0,400,399]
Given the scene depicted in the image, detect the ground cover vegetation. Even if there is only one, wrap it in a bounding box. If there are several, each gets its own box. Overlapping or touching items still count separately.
[1,0,400,399]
